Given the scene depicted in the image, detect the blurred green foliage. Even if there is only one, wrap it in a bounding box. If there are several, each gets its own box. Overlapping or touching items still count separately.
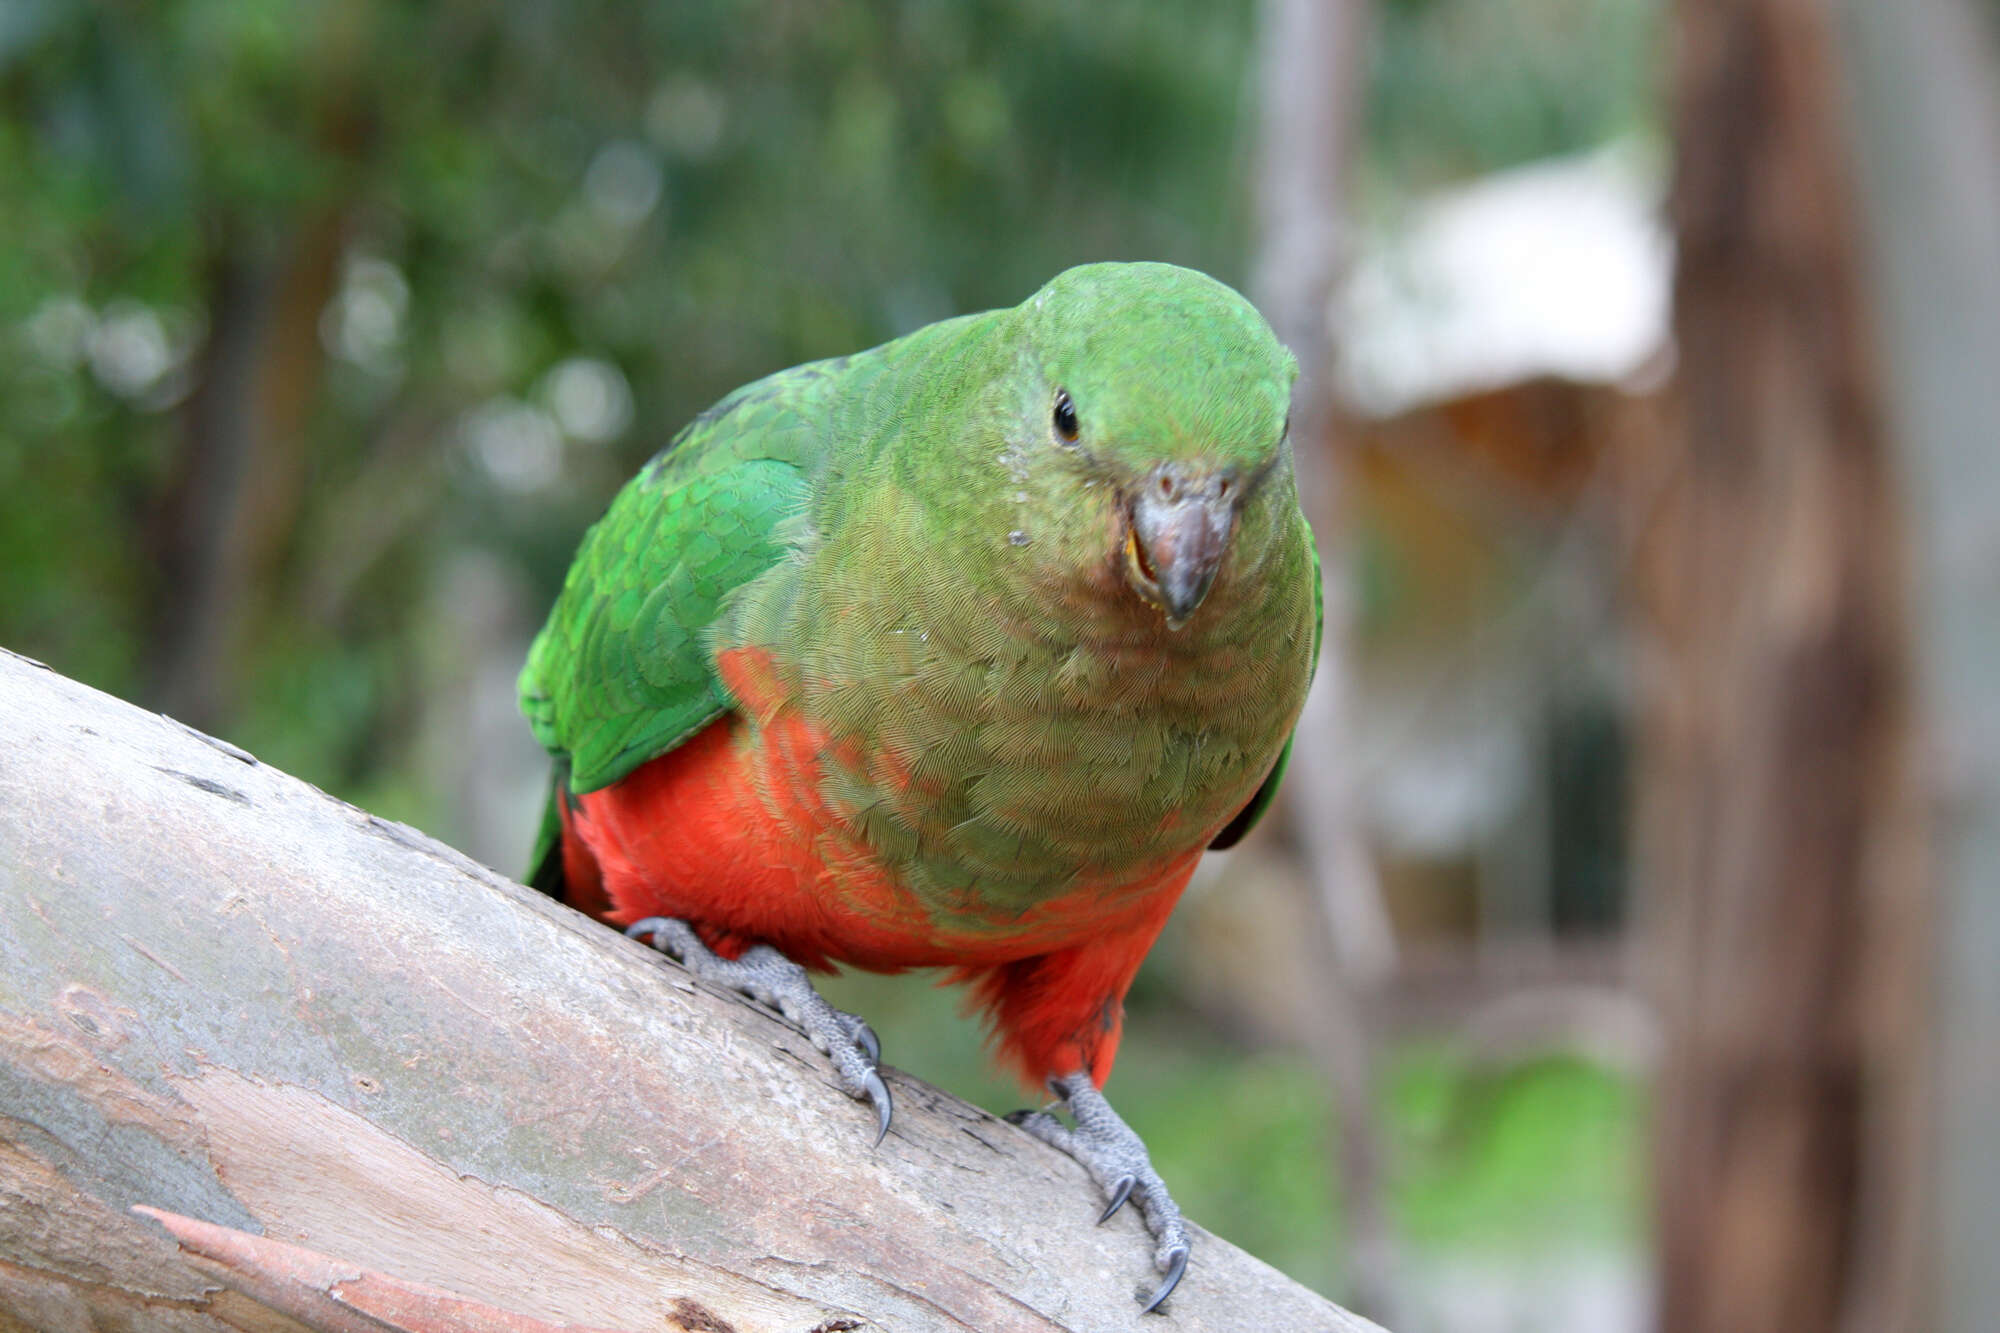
[0,0,1657,800]
[1366,0,1659,193]
[1,0,1270,806]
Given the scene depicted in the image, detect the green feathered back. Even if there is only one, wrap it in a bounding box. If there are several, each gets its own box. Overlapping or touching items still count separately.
[521,344,882,794]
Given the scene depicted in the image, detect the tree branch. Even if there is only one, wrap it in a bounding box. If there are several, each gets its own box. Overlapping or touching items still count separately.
[0,649,1377,1333]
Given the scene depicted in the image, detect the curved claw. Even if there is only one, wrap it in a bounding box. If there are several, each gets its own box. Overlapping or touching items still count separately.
[854,1020,881,1067]
[862,1068,893,1146]
[1097,1174,1136,1225]
[623,917,673,945]
[1140,1244,1190,1314]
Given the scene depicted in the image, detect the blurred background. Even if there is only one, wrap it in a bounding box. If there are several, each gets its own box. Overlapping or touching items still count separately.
[3,1,1995,1330]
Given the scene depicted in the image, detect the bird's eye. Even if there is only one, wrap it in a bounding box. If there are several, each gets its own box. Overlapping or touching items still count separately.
[1052,388,1080,443]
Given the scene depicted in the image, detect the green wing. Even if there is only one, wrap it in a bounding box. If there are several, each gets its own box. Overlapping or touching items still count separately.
[1209,522,1322,850]
[518,359,844,801]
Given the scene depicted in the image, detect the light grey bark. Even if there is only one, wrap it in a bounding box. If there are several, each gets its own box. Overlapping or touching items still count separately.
[1253,0,1396,991]
[0,649,1381,1333]
[1836,3,2000,1331]
[1251,0,1398,1321]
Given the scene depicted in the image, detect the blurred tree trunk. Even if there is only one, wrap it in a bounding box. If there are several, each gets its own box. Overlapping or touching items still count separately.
[1635,3,1927,1332]
[147,5,376,731]
[1251,0,1398,1320]
[152,215,348,730]
[1836,2,2000,1330]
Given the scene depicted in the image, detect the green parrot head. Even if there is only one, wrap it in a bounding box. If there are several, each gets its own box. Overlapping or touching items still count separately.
[981,261,1299,632]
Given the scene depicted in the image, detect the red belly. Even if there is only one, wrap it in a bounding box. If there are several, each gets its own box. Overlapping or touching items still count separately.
[560,652,1202,973]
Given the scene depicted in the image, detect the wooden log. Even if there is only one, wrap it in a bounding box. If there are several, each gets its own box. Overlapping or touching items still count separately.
[0,649,1376,1333]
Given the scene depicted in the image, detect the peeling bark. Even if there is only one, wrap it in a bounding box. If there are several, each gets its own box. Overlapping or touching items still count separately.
[0,650,1377,1333]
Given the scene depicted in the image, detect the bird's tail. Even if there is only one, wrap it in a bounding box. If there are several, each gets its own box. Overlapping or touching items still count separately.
[525,764,615,920]
[526,767,570,899]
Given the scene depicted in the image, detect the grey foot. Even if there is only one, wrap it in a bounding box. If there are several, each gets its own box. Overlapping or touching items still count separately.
[625,916,891,1144]
[1007,1069,1191,1313]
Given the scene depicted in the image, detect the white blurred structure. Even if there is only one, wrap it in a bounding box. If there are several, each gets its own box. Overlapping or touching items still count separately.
[1322,146,1669,925]
[1335,145,1672,418]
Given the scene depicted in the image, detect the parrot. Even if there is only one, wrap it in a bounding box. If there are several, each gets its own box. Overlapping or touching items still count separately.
[519,261,1319,1312]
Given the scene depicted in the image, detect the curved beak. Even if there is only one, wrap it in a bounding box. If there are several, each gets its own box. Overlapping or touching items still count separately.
[1124,465,1238,630]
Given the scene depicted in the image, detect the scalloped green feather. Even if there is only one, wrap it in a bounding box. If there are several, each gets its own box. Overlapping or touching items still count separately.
[519,362,838,795]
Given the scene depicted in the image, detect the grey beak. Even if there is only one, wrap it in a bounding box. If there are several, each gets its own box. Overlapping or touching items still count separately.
[1126,465,1238,629]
